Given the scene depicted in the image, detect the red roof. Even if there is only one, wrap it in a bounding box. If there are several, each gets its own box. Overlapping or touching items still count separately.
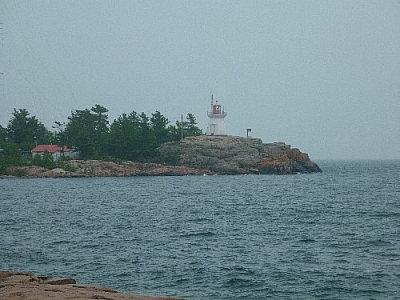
[31,145,72,153]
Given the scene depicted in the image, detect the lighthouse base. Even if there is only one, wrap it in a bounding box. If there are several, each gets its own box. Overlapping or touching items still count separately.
[207,118,227,136]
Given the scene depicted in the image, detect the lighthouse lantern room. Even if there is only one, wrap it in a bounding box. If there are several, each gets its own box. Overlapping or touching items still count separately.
[207,95,227,135]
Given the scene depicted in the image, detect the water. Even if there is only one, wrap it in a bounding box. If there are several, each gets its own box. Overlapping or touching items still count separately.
[1,160,399,299]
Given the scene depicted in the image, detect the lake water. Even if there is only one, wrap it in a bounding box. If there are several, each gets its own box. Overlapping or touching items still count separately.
[1,160,399,299]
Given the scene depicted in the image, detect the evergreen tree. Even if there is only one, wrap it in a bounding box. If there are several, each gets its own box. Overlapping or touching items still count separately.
[64,108,94,158]
[7,109,51,151]
[151,111,170,146]
[167,124,181,141]
[108,111,140,161]
[64,105,109,159]
[173,113,202,140]
[1,106,203,166]
[0,142,23,174]
[91,104,110,157]
[185,113,202,137]
[0,125,7,143]
[53,121,67,146]
[137,112,157,160]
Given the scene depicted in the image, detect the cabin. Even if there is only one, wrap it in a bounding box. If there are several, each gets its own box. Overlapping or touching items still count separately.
[31,145,78,161]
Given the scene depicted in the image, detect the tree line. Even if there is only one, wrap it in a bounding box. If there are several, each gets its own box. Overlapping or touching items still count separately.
[0,105,202,173]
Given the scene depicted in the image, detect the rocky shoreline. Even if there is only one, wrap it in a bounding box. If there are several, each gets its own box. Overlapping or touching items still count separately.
[159,135,321,175]
[0,271,184,300]
[1,136,321,178]
[3,160,214,178]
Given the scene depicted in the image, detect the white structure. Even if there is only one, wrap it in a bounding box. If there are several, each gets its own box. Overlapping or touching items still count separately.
[207,95,227,135]
[31,145,79,161]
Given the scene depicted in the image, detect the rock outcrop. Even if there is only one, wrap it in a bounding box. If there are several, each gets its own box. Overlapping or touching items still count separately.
[0,271,184,300]
[158,135,321,174]
[5,166,80,178]
[68,160,214,176]
[4,161,214,178]
[2,136,321,178]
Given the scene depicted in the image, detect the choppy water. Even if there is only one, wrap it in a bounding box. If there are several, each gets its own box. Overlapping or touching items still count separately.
[1,160,399,299]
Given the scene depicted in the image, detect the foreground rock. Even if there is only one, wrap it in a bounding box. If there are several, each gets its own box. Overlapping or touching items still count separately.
[159,135,321,174]
[0,271,184,300]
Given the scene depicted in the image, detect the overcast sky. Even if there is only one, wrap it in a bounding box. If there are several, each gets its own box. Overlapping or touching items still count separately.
[1,1,399,160]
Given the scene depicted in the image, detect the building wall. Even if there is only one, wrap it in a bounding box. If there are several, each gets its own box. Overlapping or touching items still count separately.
[32,151,79,161]
[208,117,227,135]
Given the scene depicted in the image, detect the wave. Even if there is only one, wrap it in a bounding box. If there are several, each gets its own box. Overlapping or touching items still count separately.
[223,277,254,288]
[178,231,217,238]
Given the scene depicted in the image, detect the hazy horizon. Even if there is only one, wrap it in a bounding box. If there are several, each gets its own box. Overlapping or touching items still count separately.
[1,1,399,160]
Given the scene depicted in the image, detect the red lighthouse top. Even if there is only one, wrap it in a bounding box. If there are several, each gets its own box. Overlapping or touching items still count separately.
[212,103,223,114]
[209,94,226,116]
[207,94,227,119]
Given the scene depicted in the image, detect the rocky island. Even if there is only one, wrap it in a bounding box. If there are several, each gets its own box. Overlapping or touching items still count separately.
[159,135,321,175]
[3,136,320,177]
[0,271,184,300]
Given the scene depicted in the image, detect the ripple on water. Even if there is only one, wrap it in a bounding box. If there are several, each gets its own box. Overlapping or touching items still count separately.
[0,161,399,299]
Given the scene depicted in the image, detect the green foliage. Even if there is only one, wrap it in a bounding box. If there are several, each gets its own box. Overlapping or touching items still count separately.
[31,152,56,169]
[53,121,66,146]
[0,142,23,174]
[69,109,96,157]
[108,111,141,161]
[7,109,51,151]
[12,168,27,177]
[174,113,202,140]
[137,112,157,160]
[167,124,181,141]
[151,111,170,145]
[63,105,109,159]
[161,150,181,165]
[57,159,77,172]
[1,105,203,168]
[0,125,7,143]
[185,113,202,136]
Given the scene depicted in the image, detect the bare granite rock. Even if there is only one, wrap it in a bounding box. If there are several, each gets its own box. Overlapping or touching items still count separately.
[67,160,214,176]
[158,135,321,174]
[4,161,214,178]
[5,166,81,178]
[0,271,184,300]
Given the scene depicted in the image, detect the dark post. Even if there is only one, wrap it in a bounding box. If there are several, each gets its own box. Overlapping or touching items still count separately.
[247,128,251,137]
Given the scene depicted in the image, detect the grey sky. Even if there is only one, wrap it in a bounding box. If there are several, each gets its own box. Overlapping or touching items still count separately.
[1,1,399,160]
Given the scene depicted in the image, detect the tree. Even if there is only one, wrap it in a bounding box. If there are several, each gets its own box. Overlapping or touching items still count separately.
[0,125,7,144]
[151,111,170,146]
[173,113,202,140]
[64,105,109,159]
[0,141,23,174]
[91,105,109,135]
[64,108,94,158]
[137,112,157,160]
[108,111,141,161]
[52,121,67,146]
[185,113,202,137]
[1,106,204,167]
[91,104,110,156]
[31,151,56,169]
[167,124,181,141]
[7,109,51,151]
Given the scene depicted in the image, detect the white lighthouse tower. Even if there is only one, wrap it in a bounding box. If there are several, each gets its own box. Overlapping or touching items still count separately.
[207,95,227,135]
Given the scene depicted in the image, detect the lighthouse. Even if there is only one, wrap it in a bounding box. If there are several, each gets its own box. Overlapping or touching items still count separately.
[207,95,227,135]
